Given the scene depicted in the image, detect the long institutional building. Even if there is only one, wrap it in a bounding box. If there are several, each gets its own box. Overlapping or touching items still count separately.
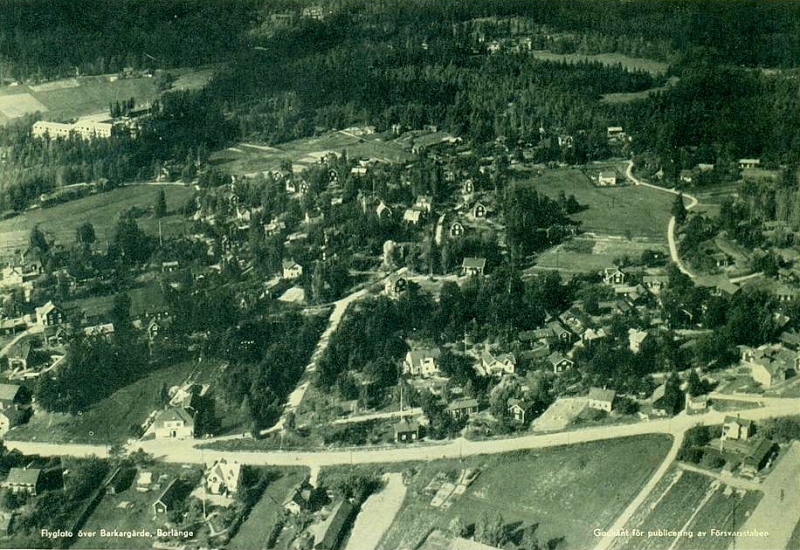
[32,120,114,140]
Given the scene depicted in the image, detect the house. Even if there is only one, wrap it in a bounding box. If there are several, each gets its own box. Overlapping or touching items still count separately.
[0,512,14,537]
[6,342,31,371]
[394,418,421,442]
[480,351,516,376]
[153,479,189,515]
[650,384,670,416]
[1,468,41,496]
[598,171,617,186]
[461,179,475,196]
[603,267,626,286]
[283,479,315,514]
[607,126,624,140]
[313,499,355,550]
[145,317,170,343]
[775,285,799,303]
[282,259,303,280]
[161,261,179,273]
[461,257,486,277]
[403,349,441,377]
[722,415,752,441]
[643,275,668,292]
[35,301,65,327]
[43,325,69,347]
[83,323,115,341]
[547,352,573,373]
[449,221,465,238]
[546,320,572,344]
[471,202,487,219]
[685,393,709,414]
[447,398,479,419]
[414,195,434,213]
[376,201,392,219]
[711,252,732,268]
[628,328,649,353]
[740,439,776,477]
[205,459,242,496]
[741,344,797,387]
[403,208,423,225]
[136,471,153,490]
[264,219,286,237]
[153,407,195,440]
[679,170,693,184]
[0,384,31,411]
[779,330,800,351]
[582,327,607,344]
[384,273,408,300]
[587,387,616,412]
[738,158,761,170]
[0,409,24,436]
[0,318,26,337]
[507,398,534,423]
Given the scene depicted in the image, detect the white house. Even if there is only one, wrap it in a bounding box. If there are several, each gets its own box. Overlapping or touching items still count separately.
[587,387,616,412]
[205,459,242,496]
[403,349,441,377]
[282,260,303,280]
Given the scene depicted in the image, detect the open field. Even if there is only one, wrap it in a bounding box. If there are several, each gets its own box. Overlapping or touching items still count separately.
[532,51,669,76]
[533,236,668,275]
[521,167,674,241]
[209,130,415,177]
[228,468,309,550]
[63,281,167,320]
[5,359,214,444]
[0,75,158,126]
[602,76,680,104]
[0,184,192,258]
[344,435,674,550]
[615,468,762,550]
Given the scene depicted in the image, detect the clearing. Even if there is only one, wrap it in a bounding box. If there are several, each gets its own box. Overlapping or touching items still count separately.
[326,434,673,550]
[0,184,193,258]
[521,167,674,241]
[531,51,669,76]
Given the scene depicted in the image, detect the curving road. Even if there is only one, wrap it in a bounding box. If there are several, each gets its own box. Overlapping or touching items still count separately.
[625,161,698,278]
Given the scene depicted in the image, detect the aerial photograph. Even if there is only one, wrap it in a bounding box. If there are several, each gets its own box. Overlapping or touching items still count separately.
[0,1,798,549]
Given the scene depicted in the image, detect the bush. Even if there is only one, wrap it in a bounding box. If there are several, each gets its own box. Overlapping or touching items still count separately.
[701,452,725,469]
[677,447,704,464]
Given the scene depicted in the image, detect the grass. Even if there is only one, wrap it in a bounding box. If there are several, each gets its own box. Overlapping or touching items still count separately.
[532,51,669,76]
[5,360,206,444]
[520,167,673,241]
[319,434,672,550]
[618,468,762,550]
[209,130,415,177]
[710,399,763,413]
[532,236,667,275]
[64,281,167,319]
[601,76,680,104]
[0,184,193,258]
[228,468,309,550]
[787,519,800,550]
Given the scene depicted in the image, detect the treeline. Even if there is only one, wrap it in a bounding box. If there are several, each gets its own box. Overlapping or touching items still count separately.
[0,0,260,82]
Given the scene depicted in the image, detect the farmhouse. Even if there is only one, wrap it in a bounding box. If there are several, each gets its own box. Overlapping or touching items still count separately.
[741,344,797,387]
[587,387,616,412]
[547,352,573,373]
[722,415,752,441]
[394,418,421,442]
[461,257,486,277]
[1,468,41,496]
[507,398,534,423]
[35,301,66,327]
[205,459,242,496]
[446,398,479,419]
[403,348,441,377]
[153,407,195,440]
[598,171,617,186]
[479,350,516,376]
[282,259,304,280]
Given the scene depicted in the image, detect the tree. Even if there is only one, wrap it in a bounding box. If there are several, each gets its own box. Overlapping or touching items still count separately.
[154,189,167,218]
[29,225,49,255]
[75,222,96,246]
[449,516,467,538]
[475,513,505,547]
[686,370,704,397]
[672,193,687,225]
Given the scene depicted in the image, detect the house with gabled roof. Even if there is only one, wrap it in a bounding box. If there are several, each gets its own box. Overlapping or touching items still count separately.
[470,201,487,219]
[153,479,190,515]
[1,468,41,496]
[447,398,479,419]
[602,267,626,286]
[479,350,516,377]
[0,384,31,411]
[153,407,195,440]
[722,415,752,441]
[205,459,242,496]
[507,398,534,423]
[35,301,66,327]
[403,208,423,225]
[547,352,573,373]
[741,344,797,387]
[282,259,303,280]
[461,257,486,277]
[587,387,616,412]
[403,349,441,377]
[283,479,315,514]
[384,273,408,300]
[394,418,421,442]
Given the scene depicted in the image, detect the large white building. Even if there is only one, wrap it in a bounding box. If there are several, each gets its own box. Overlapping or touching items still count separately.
[32,119,114,140]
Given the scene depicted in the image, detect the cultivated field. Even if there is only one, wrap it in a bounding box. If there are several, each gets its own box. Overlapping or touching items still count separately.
[6,359,217,444]
[353,435,674,550]
[615,469,762,550]
[0,184,193,258]
[209,130,415,177]
[531,51,669,76]
[521,167,674,241]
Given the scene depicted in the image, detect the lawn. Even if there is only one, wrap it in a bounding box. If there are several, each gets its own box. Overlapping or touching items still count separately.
[520,167,673,241]
[64,281,167,320]
[5,359,205,444]
[532,236,667,275]
[617,468,762,550]
[532,51,669,76]
[228,468,309,550]
[0,184,193,258]
[323,434,672,550]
